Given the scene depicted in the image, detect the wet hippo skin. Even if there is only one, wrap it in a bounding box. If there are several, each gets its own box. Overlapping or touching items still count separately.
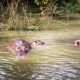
[5,39,32,57]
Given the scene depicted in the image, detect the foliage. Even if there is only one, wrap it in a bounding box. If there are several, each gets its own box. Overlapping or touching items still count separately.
[56,0,79,11]
[27,25,39,31]
[0,0,80,31]
[46,0,80,19]
[34,0,49,11]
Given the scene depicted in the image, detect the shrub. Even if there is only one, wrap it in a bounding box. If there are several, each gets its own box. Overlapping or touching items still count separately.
[27,25,40,31]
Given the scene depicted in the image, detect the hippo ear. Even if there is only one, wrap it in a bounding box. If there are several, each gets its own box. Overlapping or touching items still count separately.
[38,40,41,42]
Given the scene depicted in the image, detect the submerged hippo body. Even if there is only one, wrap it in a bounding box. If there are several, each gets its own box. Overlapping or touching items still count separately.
[6,39,32,56]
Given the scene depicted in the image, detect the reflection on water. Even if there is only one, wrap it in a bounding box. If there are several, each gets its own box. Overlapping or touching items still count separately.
[0,31,80,80]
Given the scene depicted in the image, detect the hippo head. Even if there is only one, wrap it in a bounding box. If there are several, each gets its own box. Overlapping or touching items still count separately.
[5,39,32,57]
[15,45,29,56]
[74,40,80,47]
[15,39,32,56]
[32,39,44,47]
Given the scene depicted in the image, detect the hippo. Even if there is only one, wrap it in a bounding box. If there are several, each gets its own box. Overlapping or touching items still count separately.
[32,39,44,47]
[5,39,32,57]
[5,39,44,57]
[74,40,80,47]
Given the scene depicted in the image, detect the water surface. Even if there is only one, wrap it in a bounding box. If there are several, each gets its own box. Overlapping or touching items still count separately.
[0,30,80,80]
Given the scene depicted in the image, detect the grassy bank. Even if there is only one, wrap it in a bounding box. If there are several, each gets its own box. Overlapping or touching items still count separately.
[0,14,80,31]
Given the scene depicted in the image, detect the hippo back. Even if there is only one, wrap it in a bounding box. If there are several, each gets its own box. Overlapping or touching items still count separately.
[15,39,32,50]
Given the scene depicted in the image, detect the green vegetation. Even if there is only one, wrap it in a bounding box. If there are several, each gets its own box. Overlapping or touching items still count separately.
[0,0,80,31]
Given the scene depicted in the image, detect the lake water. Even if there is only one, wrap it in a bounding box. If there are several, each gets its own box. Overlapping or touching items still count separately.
[0,30,80,80]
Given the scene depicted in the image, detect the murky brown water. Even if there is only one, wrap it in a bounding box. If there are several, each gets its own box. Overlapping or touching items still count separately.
[0,30,80,80]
